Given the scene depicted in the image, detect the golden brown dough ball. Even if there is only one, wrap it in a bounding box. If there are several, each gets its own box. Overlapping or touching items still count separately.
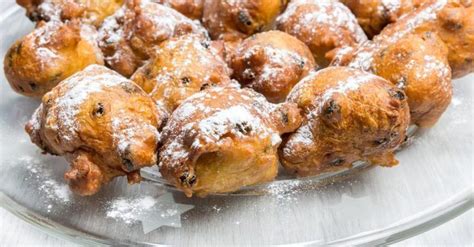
[155,0,203,19]
[340,0,426,38]
[98,0,208,77]
[16,0,124,26]
[280,67,410,177]
[25,65,164,196]
[202,0,288,41]
[372,33,452,127]
[230,31,318,103]
[4,20,103,98]
[276,0,367,67]
[159,86,303,197]
[334,0,473,78]
[132,35,232,112]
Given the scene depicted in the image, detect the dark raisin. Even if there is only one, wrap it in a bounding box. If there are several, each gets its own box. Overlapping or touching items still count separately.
[200,83,210,91]
[181,77,191,85]
[18,85,25,92]
[390,90,406,100]
[93,102,105,117]
[179,172,189,183]
[15,42,23,54]
[188,175,196,185]
[122,158,134,172]
[236,121,252,134]
[324,100,340,116]
[330,158,345,166]
[298,59,305,69]
[374,138,388,146]
[200,40,210,49]
[280,111,289,124]
[444,21,463,31]
[238,11,252,26]
[29,82,37,91]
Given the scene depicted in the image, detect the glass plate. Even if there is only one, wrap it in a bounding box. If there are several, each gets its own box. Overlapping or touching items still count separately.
[0,4,472,246]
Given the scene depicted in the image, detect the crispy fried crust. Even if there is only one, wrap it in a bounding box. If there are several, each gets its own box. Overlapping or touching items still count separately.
[230,31,318,103]
[4,20,103,98]
[16,0,124,26]
[340,0,426,37]
[25,65,163,195]
[276,0,367,67]
[159,86,302,197]
[280,67,410,177]
[202,0,288,41]
[372,33,452,127]
[132,35,232,112]
[333,0,473,78]
[98,0,208,77]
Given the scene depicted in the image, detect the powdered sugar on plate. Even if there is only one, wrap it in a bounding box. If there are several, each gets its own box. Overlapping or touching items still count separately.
[106,196,157,224]
[21,155,72,204]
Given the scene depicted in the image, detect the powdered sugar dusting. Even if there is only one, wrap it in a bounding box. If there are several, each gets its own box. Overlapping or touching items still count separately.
[22,155,72,204]
[277,0,367,43]
[47,65,129,144]
[106,196,157,224]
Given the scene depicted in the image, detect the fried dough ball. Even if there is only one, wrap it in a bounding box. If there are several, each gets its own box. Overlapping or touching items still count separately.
[16,0,124,26]
[230,31,318,103]
[4,20,103,98]
[132,35,232,112]
[202,0,288,41]
[98,0,208,77]
[334,0,473,78]
[155,0,203,19]
[372,33,452,127]
[340,0,426,38]
[159,86,303,197]
[276,0,367,67]
[25,65,163,196]
[280,67,410,177]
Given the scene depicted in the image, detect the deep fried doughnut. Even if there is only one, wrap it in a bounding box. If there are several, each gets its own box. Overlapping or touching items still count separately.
[372,33,452,127]
[98,0,208,77]
[280,67,410,177]
[16,0,124,26]
[25,65,163,195]
[333,0,473,78]
[159,86,303,197]
[4,20,103,98]
[202,0,288,41]
[230,31,318,103]
[132,34,232,112]
[276,0,367,67]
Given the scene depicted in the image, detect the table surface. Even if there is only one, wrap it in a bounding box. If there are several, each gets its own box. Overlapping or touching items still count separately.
[0,207,472,246]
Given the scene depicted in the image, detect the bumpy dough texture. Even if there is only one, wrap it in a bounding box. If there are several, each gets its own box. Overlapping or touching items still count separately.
[372,33,452,127]
[98,0,208,77]
[4,20,103,98]
[340,0,426,38]
[159,86,303,197]
[202,0,288,41]
[25,65,163,196]
[16,0,124,26]
[280,67,410,177]
[276,0,367,67]
[132,34,232,112]
[333,0,474,78]
[155,0,203,19]
[230,31,318,103]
